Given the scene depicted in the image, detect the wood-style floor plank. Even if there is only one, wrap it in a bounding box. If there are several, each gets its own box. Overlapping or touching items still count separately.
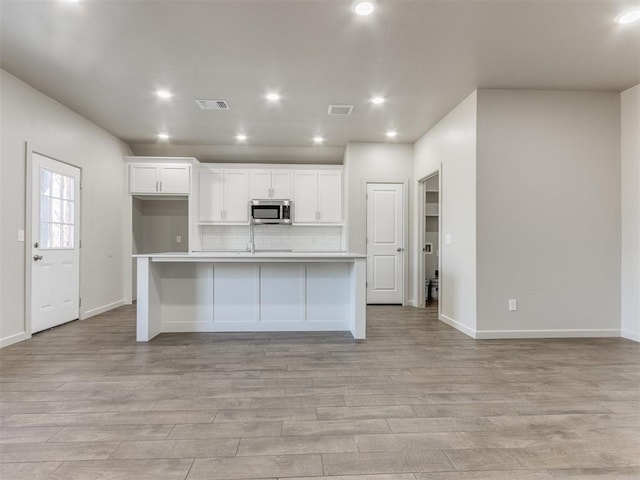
[0,303,638,478]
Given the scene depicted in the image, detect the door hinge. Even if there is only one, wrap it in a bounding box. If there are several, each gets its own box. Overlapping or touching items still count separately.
[79,298,82,307]
[366,281,368,288]
[79,239,82,248]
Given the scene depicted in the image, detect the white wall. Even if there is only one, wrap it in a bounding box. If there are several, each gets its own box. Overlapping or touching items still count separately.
[0,70,132,347]
[413,91,477,334]
[621,84,640,342]
[132,198,189,254]
[344,142,414,302]
[476,90,621,338]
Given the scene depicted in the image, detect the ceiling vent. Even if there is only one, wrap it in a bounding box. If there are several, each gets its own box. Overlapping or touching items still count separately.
[328,104,354,116]
[196,99,230,110]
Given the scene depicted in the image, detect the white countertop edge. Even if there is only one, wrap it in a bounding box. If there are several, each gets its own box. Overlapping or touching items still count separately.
[133,252,366,262]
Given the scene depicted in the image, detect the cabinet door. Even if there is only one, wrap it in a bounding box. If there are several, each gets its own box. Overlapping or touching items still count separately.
[159,165,190,194]
[130,165,159,194]
[317,170,343,223]
[224,170,249,222]
[293,171,319,223]
[198,169,224,222]
[271,170,292,199]
[249,170,272,199]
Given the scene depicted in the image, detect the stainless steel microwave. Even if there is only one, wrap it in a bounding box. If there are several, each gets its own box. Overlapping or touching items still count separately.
[250,199,292,225]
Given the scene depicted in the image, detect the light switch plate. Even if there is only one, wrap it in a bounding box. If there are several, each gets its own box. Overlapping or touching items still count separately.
[508,299,518,311]
[445,234,452,245]
[176,235,182,244]
[17,229,24,242]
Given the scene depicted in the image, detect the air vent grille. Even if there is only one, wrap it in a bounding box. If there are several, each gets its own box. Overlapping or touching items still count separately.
[196,99,230,110]
[328,104,354,116]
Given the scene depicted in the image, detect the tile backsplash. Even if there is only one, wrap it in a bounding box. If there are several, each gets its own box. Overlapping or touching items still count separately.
[200,225,343,251]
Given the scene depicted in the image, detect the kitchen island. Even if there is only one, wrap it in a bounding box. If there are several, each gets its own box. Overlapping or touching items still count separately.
[135,252,367,341]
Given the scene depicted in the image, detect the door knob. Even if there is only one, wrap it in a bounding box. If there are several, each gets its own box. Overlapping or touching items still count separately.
[33,255,43,261]
[396,247,404,252]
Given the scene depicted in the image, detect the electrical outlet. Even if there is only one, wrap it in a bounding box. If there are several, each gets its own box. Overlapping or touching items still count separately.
[508,299,518,311]
[176,235,182,244]
[17,229,24,242]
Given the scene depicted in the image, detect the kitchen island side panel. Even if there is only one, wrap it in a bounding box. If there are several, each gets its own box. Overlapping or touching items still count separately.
[212,264,259,323]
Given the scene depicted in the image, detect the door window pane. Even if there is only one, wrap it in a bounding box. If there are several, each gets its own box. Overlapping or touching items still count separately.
[62,200,74,223]
[51,197,62,223]
[40,167,76,249]
[62,225,74,248]
[50,222,62,248]
[51,173,62,198]
[40,196,51,223]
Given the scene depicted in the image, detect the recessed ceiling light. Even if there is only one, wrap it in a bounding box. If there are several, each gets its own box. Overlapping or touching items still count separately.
[371,96,385,105]
[385,130,398,138]
[156,89,172,99]
[616,9,640,24]
[157,133,170,140]
[352,0,376,16]
[236,134,248,141]
[265,92,281,102]
[313,136,325,144]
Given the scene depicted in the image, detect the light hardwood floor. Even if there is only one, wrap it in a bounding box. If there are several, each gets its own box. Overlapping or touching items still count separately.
[1,304,639,479]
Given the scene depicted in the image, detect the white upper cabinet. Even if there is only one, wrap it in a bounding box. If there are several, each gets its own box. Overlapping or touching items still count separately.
[317,171,343,223]
[249,169,292,199]
[159,165,191,194]
[198,169,224,222]
[271,170,292,199]
[198,168,249,223]
[224,170,250,222]
[293,170,343,224]
[293,171,319,223]
[130,164,190,195]
[249,170,272,199]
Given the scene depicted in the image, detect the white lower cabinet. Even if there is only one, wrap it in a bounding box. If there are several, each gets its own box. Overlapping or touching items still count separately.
[198,168,248,223]
[293,170,343,223]
[209,262,349,325]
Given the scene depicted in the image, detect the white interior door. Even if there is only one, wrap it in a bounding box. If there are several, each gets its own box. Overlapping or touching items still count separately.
[31,153,81,333]
[366,183,403,304]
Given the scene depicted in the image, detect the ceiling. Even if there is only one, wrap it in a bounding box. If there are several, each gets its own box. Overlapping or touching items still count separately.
[2,0,639,163]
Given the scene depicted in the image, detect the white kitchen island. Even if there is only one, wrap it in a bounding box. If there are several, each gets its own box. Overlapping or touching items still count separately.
[135,252,367,341]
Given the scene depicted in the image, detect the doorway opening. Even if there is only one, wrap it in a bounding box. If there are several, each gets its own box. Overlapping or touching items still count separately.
[365,182,405,305]
[419,171,440,309]
[26,151,82,335]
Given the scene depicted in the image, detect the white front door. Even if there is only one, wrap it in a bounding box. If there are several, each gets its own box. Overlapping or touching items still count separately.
[30,153,81,334]
[366,183,404,304]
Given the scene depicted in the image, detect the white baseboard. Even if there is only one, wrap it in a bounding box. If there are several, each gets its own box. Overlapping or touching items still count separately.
[80,299,126,320]
[0,331,28,348]
[163,320,350,333]
[440,314,476,339]
[475,328,621,339]
[622,330,640,342]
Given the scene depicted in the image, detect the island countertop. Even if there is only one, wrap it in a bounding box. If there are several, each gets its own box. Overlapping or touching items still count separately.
[133,251,366,262]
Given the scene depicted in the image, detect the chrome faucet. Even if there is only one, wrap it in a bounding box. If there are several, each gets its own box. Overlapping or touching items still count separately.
[249,222,255,254]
